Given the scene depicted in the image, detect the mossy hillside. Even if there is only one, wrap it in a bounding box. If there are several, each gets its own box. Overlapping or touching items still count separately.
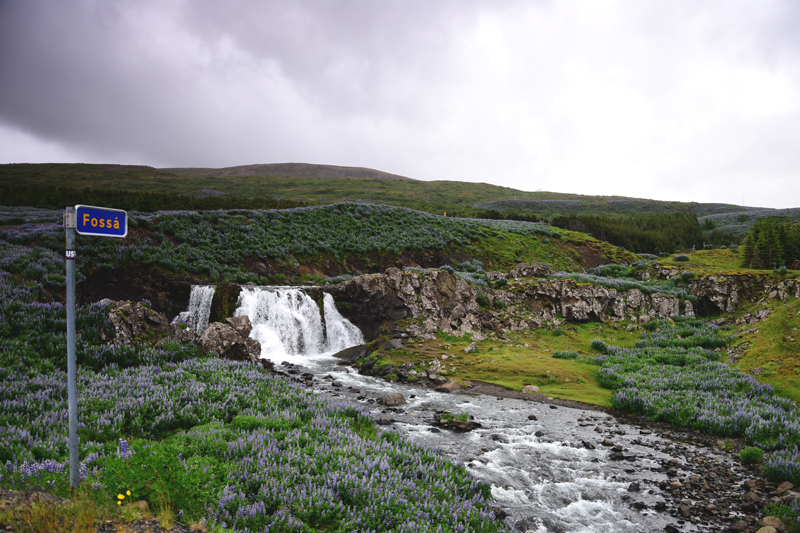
[730,298,800,404]
[370,323,645,407]
[469,232,582,273]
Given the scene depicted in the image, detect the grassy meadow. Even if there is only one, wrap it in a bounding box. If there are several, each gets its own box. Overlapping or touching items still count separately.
[730,297,800,404]
[374,323,646,407]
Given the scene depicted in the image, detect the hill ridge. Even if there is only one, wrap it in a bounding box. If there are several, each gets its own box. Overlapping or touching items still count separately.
[161,162,416,181]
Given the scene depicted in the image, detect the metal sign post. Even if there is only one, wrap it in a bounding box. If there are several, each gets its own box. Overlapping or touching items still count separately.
[64,207,78,489]
[63,205,127,489]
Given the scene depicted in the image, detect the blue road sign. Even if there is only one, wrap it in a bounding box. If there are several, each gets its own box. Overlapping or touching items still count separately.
[75,204,128,238]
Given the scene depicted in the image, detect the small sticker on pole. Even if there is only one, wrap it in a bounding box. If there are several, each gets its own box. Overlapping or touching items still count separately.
[66,250,76,260]
[75,205,128,238]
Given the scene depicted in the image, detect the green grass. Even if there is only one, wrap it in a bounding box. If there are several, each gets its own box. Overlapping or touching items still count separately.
[653,248,792,277]
[732,298,800,403]
[655,249,740,272]
[375,322,646,407]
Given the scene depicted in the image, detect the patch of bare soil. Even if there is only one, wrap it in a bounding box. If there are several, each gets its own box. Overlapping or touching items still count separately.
[573,244,606,269]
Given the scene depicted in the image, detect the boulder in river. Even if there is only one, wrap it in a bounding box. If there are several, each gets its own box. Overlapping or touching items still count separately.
[435,380,464,393]
[333,344,367,363]
[377,393,406,406]
[433,412,482,432]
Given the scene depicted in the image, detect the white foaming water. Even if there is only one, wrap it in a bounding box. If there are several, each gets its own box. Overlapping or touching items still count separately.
[322,293,364,352]
[172,285,216,333]
[302,363,680,533]
[234,287,364,364]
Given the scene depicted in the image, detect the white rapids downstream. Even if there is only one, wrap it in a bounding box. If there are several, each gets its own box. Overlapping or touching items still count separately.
[177,285,747,533]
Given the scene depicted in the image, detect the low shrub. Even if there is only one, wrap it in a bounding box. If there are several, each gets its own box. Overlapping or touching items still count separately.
[476,292,491,308]
[552,350,579,360]
[739,447,764,465]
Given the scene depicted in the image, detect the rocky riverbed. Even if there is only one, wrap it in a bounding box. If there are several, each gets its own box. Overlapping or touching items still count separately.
[273,358,798,533]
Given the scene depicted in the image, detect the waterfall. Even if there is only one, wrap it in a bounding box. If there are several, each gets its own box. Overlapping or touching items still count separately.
[173,285,216,333]
[234,287,364,361]
[323,293,364,352]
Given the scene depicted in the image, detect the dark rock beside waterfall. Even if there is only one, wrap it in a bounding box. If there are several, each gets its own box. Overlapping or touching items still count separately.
[224,316,253,338]
[104,300,198,345]
[333,344,367,363]
[209,282,241,323]
[200,316,261,363]
[491,506,508,521]
[78,264,199,320]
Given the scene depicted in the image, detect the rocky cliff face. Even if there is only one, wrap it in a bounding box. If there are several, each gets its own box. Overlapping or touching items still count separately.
[687,274,800,316]
[323,264,697,341]
[517,279,691,324]
[324,267,480,340]
[79,265,202,320]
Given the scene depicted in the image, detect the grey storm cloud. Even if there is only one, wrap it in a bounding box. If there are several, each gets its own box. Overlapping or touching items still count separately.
[1,0,799,208]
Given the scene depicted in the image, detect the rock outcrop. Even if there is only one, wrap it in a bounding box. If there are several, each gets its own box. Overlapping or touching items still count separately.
[103,300,197,344]
[324,266,696,341]
[520,280,685,323]
[208,282,242,323]
[104,300,262,363]
[79,265,201,320]
[200,316,261,363]
[325,267,480,340]
[686,274,799,316]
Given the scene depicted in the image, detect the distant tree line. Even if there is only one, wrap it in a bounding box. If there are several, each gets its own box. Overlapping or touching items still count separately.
[0,185,309,212]
[550,213,706,254]
[740,218,800,269]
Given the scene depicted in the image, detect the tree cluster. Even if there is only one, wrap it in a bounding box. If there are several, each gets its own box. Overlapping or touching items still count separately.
[550,213,706,254]
[740,218,800,269]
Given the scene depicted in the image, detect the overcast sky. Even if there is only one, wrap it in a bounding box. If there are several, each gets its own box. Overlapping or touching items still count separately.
[1,1,799,208]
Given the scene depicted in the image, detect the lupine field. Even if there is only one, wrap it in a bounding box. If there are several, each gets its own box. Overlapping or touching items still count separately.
[590,318,800,486]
